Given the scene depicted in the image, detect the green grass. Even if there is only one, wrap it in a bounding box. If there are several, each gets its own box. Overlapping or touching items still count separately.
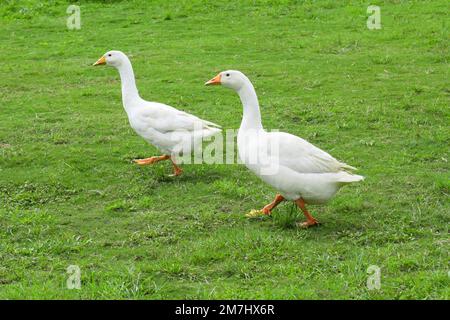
[0,0,449,299]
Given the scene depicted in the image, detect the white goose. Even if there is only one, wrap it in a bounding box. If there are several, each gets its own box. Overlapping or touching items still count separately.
[93,51,221,176]
[205,70,363,227]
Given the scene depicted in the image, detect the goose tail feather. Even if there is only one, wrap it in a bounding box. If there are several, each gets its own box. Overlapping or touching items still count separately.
[336,172,365,184]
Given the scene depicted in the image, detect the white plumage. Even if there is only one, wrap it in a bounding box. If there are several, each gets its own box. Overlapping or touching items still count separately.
[94,51,220,175]
[127,101,221,156]
[206,70,363,227]
[239,130,363,203]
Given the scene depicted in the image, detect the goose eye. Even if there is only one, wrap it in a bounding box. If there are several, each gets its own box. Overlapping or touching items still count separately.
[226,73,230,77]
[108,54,112,57]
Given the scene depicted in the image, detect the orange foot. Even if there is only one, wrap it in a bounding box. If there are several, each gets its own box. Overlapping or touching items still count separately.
[261,194,285,216]
[168,158,183,177]
[294,198,319,229]
[296,219,319,228]
[169,166,183,177]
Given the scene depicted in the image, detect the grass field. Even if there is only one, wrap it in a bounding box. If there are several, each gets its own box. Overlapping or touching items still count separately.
[0,0,448,299]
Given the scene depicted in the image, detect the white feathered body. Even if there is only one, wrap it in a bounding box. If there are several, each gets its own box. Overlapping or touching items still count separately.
[238,129,363,204]
[126,99,220,156]
[106,51,221,157]
[225,70,364,205]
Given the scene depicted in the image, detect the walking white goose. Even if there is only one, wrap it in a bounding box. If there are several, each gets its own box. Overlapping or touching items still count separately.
[205,70,363,227]
[93,51,221,176]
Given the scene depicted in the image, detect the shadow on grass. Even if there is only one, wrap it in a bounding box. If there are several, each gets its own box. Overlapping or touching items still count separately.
[246,202,369,236]
[132,163,237,185]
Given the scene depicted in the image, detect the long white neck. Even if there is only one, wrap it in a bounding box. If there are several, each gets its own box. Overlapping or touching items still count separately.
[237,79,263,130]
[116,58,140,111]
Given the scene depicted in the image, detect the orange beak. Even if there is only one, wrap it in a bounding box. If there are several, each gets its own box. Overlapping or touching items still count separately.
[93,56,106,66]
[205,74,222,86]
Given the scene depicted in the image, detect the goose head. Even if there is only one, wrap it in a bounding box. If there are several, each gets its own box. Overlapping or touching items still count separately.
[205,70,250,91]
[93,50,128,68]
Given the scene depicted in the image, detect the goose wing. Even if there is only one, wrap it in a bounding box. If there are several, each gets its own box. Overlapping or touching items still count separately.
[267,131,356,174]
[136,102,221,133]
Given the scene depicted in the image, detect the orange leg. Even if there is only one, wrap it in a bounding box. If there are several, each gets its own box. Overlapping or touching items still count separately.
[134,155,183,176]
[261,194,285,215]
[294,198,319,228]
[169,158,183,176]
[134,154,170,165]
